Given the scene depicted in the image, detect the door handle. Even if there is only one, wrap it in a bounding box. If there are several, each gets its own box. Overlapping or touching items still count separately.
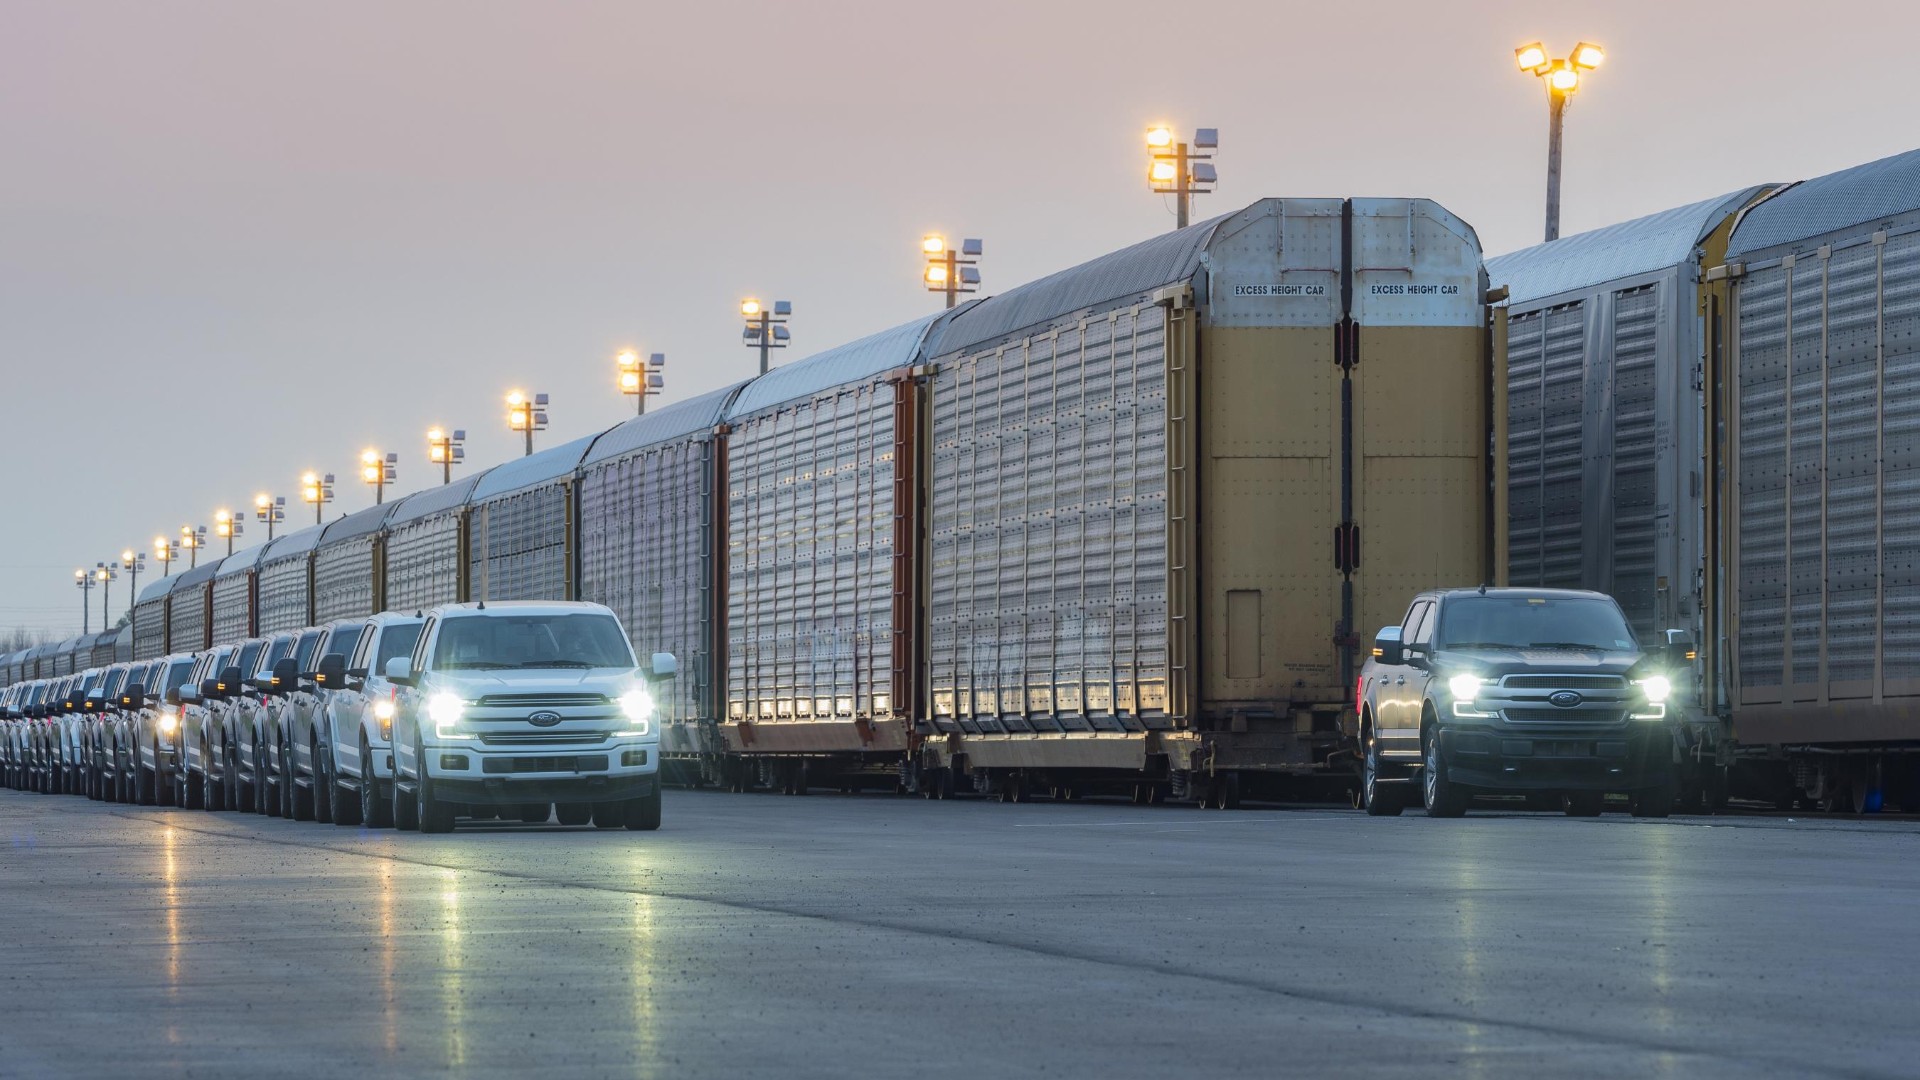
[1395,676,1406,685]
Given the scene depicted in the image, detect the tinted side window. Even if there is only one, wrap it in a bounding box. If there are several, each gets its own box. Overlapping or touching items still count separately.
[346,626,374,671]
[1411,603,1438,646]
[1400,601,1431,640]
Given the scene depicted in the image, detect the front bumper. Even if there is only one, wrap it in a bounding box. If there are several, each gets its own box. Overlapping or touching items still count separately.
[421,737,659,806]
[1441,722,1674,792]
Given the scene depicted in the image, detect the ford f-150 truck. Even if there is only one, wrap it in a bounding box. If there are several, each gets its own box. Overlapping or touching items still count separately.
[385,601,671,834]
[1357,588,1686,818]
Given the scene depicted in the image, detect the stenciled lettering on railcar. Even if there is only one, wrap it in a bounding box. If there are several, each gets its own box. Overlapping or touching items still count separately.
[1365,283,1462,296]
[1229,283,1327,297]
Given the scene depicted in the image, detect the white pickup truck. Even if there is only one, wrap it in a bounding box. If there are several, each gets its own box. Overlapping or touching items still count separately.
[385,601,670,834]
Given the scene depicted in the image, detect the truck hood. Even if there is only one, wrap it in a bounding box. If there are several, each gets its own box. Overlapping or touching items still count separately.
[1430,646,1648,679]
[426,668,640,697]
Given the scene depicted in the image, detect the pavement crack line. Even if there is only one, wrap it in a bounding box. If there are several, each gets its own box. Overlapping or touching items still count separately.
[100,806,1888,1080]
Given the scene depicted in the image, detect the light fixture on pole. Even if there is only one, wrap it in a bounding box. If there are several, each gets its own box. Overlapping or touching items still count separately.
[74,567,94,634]
[361,448,397,504]
[506,390,549,456]
[427,427,467,485]
[94,562,116,631]
[1145,124,1218,229]
[121,548,145,635]
[740,298,791,375]
[1515,40,1605,242]
[922,235,982,309]
[254,493,285,542]
[300,472,335,524]
[179,524,207,569]
[616,350,667,415]
[213,509,243,556]
[154,536,174,578]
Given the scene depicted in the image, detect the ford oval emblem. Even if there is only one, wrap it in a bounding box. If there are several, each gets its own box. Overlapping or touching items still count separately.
[527,711,563,727]
[1548,690,1584,709]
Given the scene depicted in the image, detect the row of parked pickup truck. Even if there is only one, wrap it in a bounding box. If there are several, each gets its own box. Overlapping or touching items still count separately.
[2,601,673,832]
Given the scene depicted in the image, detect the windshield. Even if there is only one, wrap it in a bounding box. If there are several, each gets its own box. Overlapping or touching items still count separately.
[164,660,194,693]
[294,632,323,671]
[431,613,635,671]
[377,624,422,668]
[1435,596,1637,652]
[235,642,265,678]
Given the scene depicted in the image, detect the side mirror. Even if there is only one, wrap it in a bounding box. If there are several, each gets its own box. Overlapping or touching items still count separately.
[165,686,184,707]
[1661,628,1697,668]
[384,657,414,686]
[315,653,347,689]
[648,652,678,679]
[1372,626,1405,667]
[271,657,300,693]
[217,667,244,699]
[122,684,147,712]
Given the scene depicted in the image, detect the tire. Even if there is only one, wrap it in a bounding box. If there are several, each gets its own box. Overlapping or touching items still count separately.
[312,739,335,825]
[591,801,626,829]
[1421,729,1468,818]
[625,788,662,831]
[1563,791,1604,817]
[232,745,252,814]
[135,751,156,806]
[1361,735,1404,817]
[392,769,419,832]
[555,803,593,826]
[416,766,455,834]
[286,739,313,821]
[519,803,551,824]
[186,765,207,811]
[1630,765,1676,819]
[358,738,391,828]
[258,742,279,817]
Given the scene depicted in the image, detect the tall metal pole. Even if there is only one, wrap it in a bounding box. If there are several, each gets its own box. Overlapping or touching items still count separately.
[523,423,533,458]
[1544,90,1567,242]
[126,561,138,630]
[757,311,771,375]
[442,441,452,485]
[943,249,958,308]
[101,576,109,631]
[1176,141,1191,229]
[81,582,89,635]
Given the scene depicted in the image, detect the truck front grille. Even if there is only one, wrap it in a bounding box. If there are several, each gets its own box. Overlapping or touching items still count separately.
[473,693,609,709]
[478,732,612,746]
[481,755,610,774]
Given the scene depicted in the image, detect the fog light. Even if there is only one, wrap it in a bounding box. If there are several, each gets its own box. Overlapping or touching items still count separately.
[621,749,649,767]
[438,754,469,771]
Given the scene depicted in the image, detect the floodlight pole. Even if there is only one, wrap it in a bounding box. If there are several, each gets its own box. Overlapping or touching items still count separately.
[1544,90,1567,242]
[1173,141,1191,229]
[754,311,771,375]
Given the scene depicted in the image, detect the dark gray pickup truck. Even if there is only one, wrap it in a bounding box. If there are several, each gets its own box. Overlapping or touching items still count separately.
[1356,587,1690,818]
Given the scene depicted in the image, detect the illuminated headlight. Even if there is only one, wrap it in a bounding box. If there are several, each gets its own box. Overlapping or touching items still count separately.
[157,712,179,736]
[428,693,472,739]
[1632,675,1672,720]
[617,688,654,732]
[1448,674,1494,719]
[373,699,395,737]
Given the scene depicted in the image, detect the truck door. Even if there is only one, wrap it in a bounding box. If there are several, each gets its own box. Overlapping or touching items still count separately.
[1380,599,1431,754]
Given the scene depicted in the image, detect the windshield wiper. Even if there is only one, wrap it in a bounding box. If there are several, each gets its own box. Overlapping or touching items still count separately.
[518,660,597,668]
[1442,641,1524,650]
[1527,642,1613,651]
[441,661,512,670]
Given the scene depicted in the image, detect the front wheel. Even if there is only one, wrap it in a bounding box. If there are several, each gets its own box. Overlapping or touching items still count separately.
[1630,767,1675,819]
[359,738,391,828]
[1361,735,1404,817]
[625,788,662,831]
[312,739,335,824]
[1422,729,1468,818]
[1563,791,1605,817]
[286,739,313,821]
[416,764,456,834]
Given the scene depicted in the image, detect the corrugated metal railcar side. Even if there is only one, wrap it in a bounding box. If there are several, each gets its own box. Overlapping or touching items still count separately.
[577,383,745,770]
[920,198,1495,797]
[131,577,173,660]
[211,545,268,646]
[257,523,325,634]
[90,630,120,669]
[721,316,953,766]
[384,471,490,612]
[166,563,219,654]
[314,501,401,623]
[469,437,601,602]
[1710,149,1920,808]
